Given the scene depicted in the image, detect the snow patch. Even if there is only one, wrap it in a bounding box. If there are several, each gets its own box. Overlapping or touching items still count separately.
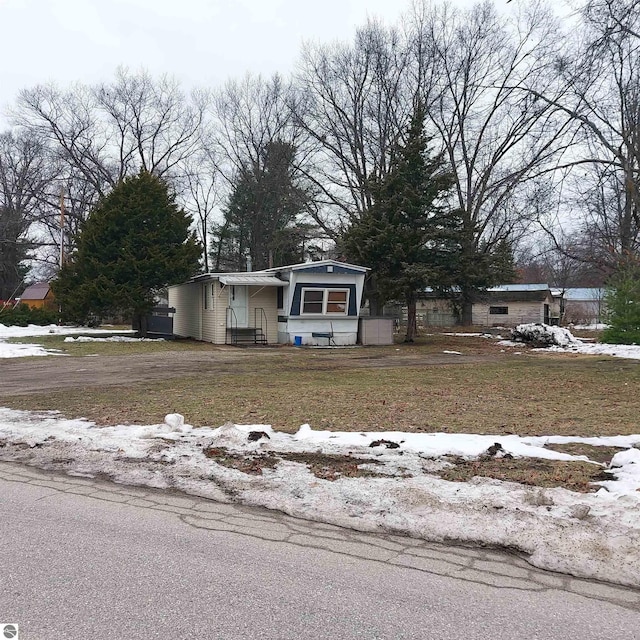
[1,407,640,587]
[0,324,138,358]
[63,336,163,343]
[511,323,579,347]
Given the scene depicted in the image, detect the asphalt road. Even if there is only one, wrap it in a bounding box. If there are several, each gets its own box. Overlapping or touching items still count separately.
[1,462,639,640]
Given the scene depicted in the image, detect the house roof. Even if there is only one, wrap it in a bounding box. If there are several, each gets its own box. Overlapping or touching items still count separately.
[484,290,552,303]
[488,283,551,292]
[19,282,51,300]
[263,259,369,273]
[219,274,286,287]
[423,283,554,299]
[564,288,605,301]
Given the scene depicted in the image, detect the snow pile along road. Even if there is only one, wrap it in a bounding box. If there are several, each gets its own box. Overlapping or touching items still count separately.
[1,408,639,588]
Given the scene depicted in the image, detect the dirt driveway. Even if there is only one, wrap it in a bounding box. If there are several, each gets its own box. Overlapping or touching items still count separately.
[0,346,500,397]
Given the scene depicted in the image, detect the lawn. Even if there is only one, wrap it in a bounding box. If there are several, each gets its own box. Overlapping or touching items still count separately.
[3,328,638,493]
[4,331,638,438]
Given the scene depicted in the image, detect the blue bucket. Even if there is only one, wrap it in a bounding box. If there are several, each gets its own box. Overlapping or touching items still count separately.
[294,336,302,346]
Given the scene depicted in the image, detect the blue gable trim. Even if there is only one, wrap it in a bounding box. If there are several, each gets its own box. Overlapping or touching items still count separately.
[290,283,358,316]
[293,265,364,275]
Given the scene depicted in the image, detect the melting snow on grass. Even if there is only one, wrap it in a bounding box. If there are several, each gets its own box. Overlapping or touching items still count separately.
[63,336,163,343]
[0,324,138,358]
[1,407,639,588]
[498,323,640,360]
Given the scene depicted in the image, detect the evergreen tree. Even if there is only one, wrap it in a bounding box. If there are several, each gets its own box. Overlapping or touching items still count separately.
[602,261,640,344]
[53,171,201,332]
[211,140,312,271]
[342,103,461,341]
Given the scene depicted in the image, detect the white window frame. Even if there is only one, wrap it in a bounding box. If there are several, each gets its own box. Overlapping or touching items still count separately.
[301,288,350,315]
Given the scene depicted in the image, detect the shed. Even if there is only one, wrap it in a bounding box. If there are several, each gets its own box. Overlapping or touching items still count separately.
[473,285,561,326]
[18,282,55,310]
[168,260,369,346]
[416,284,562,327]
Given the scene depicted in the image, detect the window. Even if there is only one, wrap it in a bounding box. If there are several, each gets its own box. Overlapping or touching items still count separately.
[489,306,508,315]
[301,288,349,315]
[327,290,348,313]
[203,284,215,310]
[302,289,324,313]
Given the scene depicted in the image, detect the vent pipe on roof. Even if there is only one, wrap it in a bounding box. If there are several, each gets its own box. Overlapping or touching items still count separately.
[245,253,252,272]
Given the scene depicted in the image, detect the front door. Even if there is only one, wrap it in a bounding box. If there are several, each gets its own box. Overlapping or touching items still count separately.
[229,285,248,328]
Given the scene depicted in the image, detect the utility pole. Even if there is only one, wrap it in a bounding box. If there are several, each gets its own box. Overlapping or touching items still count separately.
[59,188,65,269]
[58,187,65,325]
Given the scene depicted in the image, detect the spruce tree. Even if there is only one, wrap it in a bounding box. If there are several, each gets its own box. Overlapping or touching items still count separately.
[53,171,201,331]
[342,103,461,341]
[211,140,312,271]
[602,261,640,344]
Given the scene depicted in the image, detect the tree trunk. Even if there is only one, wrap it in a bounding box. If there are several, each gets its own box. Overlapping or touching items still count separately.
[460,299,473,326]
[405,293,417,342]
[135,312,149,338]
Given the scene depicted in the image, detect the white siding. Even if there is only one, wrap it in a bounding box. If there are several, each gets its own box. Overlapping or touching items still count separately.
[287,317,359,345]
[168,283,201,339]
[201,281,226,343]
[248,286,279,344]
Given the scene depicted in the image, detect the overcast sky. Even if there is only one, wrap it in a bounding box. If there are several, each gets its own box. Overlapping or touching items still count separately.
[0,0,503,120]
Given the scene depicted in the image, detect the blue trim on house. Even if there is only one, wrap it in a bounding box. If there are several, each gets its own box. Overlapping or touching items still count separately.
[293,265,364,275]
[290,283,357,316]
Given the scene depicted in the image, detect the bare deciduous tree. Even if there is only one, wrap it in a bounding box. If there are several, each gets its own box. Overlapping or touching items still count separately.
[15,68,208,197]
[533,0,640,274]
[179,149,221,273]
[293,20,413,237]
[408,0,572,323]
[0,131,58,298]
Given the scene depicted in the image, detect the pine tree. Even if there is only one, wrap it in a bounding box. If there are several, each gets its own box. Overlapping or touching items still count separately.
[342,103,461,341]
[602,260,640,344]
[211,140,312,271]
[53,171,201,332]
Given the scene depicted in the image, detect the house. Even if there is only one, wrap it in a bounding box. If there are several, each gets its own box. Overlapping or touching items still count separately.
[471,284,562,326]
[415,284,562,327]
[18,282,55,310]
[562,288,606,326]
[168,260,369,346]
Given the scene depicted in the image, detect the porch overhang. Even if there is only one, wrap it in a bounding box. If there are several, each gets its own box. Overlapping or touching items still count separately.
[219,275,286,287]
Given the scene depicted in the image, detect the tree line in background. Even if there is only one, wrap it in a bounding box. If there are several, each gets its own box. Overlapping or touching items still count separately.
[1,0,639,337]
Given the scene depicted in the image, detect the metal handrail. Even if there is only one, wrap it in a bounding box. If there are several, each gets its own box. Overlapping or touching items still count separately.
[254,307,268,343]
[226,307,237,344]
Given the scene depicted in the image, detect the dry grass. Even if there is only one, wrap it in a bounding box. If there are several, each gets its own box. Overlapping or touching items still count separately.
[543,443,626,465]
[2,330,637,491]
[203,446,386,481]
[3,333,639,436]
[438,457,610,493]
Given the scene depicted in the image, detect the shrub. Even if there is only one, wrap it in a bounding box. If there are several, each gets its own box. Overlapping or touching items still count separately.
[0,304,59,327]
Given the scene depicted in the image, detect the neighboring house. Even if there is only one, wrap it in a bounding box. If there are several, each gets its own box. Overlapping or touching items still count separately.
[18,282,55,310]
[168,260,369,346]
[416,284,562,327]
[562,288,606,325]
[472,284,562,326]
